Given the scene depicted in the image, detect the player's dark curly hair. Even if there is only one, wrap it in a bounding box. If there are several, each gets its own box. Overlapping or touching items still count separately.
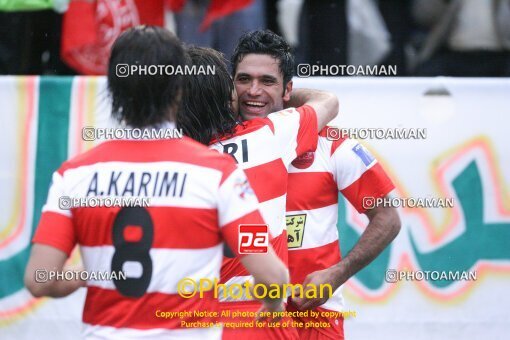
[177,46,240,145]
[107,26,186,128]
[231,29,295,87]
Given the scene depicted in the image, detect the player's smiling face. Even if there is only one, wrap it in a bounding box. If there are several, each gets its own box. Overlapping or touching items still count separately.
[234,54,292,121]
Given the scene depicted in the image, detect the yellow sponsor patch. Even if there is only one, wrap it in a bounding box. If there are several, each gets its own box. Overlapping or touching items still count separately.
[286,214,307,249]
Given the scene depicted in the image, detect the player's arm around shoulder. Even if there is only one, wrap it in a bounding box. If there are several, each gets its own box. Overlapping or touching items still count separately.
[286,88,339,130]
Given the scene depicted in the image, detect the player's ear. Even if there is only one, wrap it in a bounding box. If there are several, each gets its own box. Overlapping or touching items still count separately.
[282,80,293,102]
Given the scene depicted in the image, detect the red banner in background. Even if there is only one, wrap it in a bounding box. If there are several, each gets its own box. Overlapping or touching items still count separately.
[200,0,252,31]
[61,0,164,75]
[166,0,253,31]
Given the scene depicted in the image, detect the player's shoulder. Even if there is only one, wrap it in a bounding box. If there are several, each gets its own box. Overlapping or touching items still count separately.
[267,105,317,130]
[318,126,356,157]
[174,137,244,178]
[318,128,377,167]
[58,137,236,175]
[57,141,117,175]
[269,107,299,117]
[268,105,314,119]
[263,106,311,133]
[212,119,275,141]
[186,138,237,167]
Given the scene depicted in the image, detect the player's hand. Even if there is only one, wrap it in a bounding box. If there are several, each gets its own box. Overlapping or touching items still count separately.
[256,299,285,322]
[291,267,345,311]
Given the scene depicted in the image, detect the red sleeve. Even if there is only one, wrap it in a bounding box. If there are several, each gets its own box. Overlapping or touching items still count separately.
[341,163,395,213]
[330,138,395,213]
[32,211,76,255]
[295,105,319,156]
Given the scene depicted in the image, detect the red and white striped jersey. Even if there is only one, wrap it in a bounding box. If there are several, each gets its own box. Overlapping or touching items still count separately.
[32,130,265,339]
[209,105,318,304]
[286,128,394,311]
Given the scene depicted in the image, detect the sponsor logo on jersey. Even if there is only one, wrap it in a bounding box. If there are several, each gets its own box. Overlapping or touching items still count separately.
[286,214,307,249]
[238,224,269,254]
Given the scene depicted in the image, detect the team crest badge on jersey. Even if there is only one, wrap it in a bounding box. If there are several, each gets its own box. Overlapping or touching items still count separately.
[291,151,315,169]
[286,214,307,248]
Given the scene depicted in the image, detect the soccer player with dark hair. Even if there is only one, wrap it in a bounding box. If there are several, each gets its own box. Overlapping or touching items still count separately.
[230,29,296,121]
[231,30,401,340]
[179,32,339,338]
[177,46,239,145]
[24,26,289,339]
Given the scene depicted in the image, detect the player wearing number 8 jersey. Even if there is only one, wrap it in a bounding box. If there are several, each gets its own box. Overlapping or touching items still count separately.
[24,26,290,340]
